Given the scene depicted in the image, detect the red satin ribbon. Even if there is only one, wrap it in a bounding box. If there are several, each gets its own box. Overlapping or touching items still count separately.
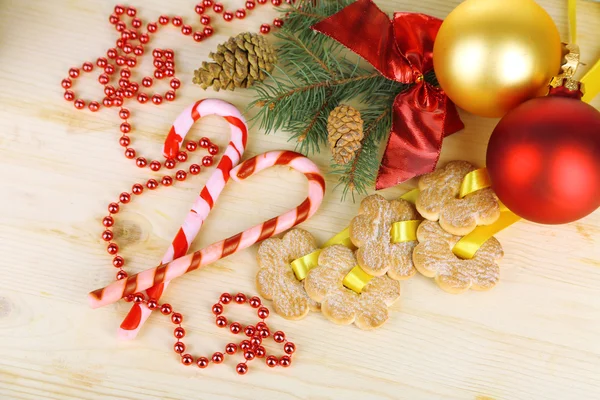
[311,0,464,189]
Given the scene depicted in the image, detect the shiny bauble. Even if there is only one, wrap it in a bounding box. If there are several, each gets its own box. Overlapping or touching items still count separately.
[486,95,600,224]
[433,0,562,118]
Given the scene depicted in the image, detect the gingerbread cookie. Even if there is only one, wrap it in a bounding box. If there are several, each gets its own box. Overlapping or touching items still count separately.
[304,245,401,330]
[349,194,419,280]
[413,220,504,293]
[416,161,500,236]
[256,229,320,320]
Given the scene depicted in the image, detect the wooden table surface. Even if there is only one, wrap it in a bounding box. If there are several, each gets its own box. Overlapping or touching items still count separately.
[1,0,600,399]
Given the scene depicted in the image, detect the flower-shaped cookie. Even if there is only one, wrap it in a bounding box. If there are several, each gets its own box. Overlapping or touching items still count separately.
[417,161,500,236]
[412,220,504,294]
[256,229,320,320]
[304,245,401,330]
[349,194,419,280]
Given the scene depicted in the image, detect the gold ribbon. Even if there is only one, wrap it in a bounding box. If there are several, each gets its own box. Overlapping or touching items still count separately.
[568,0,600,103]
[290,249,322,281]
[459,168,492,198]
[342,266,374,294]
[390,220,420,243]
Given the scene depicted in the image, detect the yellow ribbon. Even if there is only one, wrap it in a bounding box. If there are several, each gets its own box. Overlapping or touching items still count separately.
[390,220,421,243]
[568,0,578,44]
[342,266,374,294]
[568,0,600,103]
[290,249,322,281]
[459,168,492,198]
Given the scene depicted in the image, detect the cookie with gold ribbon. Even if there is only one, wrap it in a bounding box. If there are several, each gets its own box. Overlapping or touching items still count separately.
[413,220,504,294]
[349,194,420,280]
[256,229,320,320]
[304,245,401,330]
[416,161,501,236]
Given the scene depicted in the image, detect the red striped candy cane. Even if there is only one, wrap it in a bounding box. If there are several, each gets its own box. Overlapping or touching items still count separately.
[88,151,325,309]
[119,99,248,340]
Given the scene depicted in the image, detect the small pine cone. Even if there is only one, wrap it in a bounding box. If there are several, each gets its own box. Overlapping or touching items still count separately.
[193,32,277,91]
[327,105,364,165]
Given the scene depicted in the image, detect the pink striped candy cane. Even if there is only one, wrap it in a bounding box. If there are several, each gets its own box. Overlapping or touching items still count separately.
[89,151,325,308]
[119,98,248,340]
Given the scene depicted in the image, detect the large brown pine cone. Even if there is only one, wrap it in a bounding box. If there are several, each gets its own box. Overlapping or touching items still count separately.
[327,105,364,165]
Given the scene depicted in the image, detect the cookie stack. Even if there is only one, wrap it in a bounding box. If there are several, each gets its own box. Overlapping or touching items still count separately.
[255,161,505,330]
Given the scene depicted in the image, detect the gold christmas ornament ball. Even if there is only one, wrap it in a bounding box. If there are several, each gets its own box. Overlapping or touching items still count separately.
[433,0,562,118]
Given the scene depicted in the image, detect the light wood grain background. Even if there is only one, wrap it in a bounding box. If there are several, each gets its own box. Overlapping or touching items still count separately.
[1,0,599,399]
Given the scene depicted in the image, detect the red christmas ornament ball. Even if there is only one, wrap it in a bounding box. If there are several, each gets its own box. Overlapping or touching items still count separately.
[486,95,600,224]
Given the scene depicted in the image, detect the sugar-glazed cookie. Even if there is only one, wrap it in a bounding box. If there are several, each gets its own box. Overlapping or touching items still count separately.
[256,229,320,320]
[349,194,419,280]
[304,245,401,330]
[412,220,504,294]
[416,161,500,236]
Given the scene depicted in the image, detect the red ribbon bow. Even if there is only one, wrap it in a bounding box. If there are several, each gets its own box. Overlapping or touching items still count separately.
[312,0,464,189]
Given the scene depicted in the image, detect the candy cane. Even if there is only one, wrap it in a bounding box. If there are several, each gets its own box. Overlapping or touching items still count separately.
[119,98,248,340]
[89,151,325,308]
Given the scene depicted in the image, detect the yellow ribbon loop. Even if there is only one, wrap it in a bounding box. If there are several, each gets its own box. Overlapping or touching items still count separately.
[452,203,521,259]
[400,188,420,204]
[323,227,356,249]
[291,249,322,281]
[568,0,600,103]
[342,266,374,294]
[568,0,577,44]
[459,168,492,198]
[390,220,421,243]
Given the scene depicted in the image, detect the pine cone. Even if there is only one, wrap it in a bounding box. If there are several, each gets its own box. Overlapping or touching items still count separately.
[193,32,277,91]
[327,105,364,165]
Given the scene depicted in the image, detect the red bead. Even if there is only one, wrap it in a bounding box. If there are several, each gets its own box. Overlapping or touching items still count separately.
[164,49,174,59]
[105,85,116,96]
[133,292,144,303]
[195,4,205,14]
[109,13,119,24]
[74,99,85,109]
[164,68,174,78]
[266,355,278,367]
[200,15,211,25]
[203,0,213,6]
[257,307,269,319]
[244,325,255,337]
[235,293,247,304]
[136,157,147,168]
[108,202,120,213]
[250,335,262,347]
[212,303,223,315]
[240,340,251,350]
[129,84,138,94]
[236,363,248,375]
[159,15,169,25]
[203,26,213,37]
[181,25,192,35]
[284,342,296,354]
[255,346,266,358]
[132,18,142,29]
[174,327,186,339]
[133,46,144,56]
[171,313,183,324]
[116,270,128,280]
[229,322,241,334]
[103,97,113,107]
[202,156,214,167]
[137,93,149,103]
[256,322,268,331]
[140,33,150,44]
[279,356,292,367]
[273,331,285,343]
[120,68,131,79]
[165,90,176,101]
[172,16,183,27]
[249,296,261,308]
[69,67,80,78]
[257,0,267,3]
[258,328,270,338]
[165,158,176,169]
[192,31,204,42]
[165,60,175,69]
[260,24,271,34]
[161,303,173,315]
[176,151,187,162]
[114,4,125,14]
[147,22,158,33]
[197,357,209,368]
[236,9,246,19]
[216,315,227,327]
[126,58,137,68]
[182,354,193,365]
[146,179,158,190]
[161,176,173,186]
[131,184,144,196]
[126,6,136,16]
[97,57,108,68]
[113,97,123,107]
[272,0,282,5]
[225,343,237,354]
[175,170,187,181]
[244,350,255,361]
[103,216,114,227]
[102,230,114,241]
[118,108,130,120]
[120,192,131,203]
[174,342,185,353]
[82,62,93,72]
[220,293,232,304]
[122,43,133,54]
[212,352,224,364]
[118,78,129,89]
[147,300,158,310]
[116,21,127,32]
[105,64,116,74]
[189,164,201,175]
[115,56,125,66]
[149,160,161,171]
[223,11,233,21]
[273,18,284,28]
[124,294,134,302]
[125,148,136,159]
[213,3,223,12]
[107,243,119,254]
[142,77,153,87]
[208,144,219,155]
[170,78,181,89]
[152,94,163,104]
[120,122,131,133]
[186,141,198,152]
[64,90,74,101]
[152,49,163,58]
[245,0,255,9]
